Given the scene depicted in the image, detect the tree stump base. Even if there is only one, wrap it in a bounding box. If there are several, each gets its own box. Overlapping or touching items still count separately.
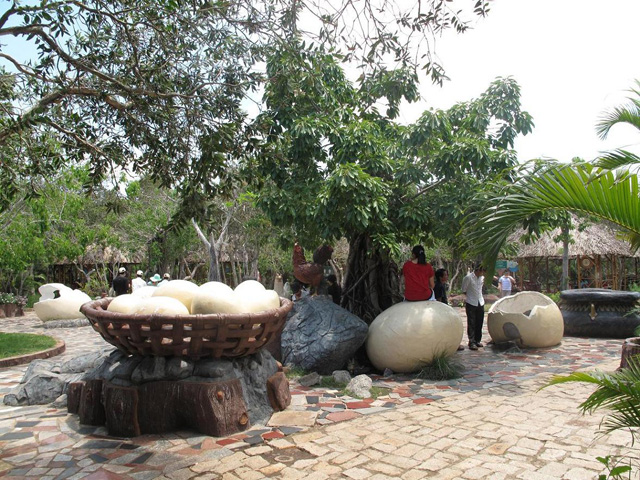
[620,337,640,370]
[68,378,257,437]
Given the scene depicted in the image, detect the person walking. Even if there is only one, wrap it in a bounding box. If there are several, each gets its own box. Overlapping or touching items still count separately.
[132,270,146,292]
[158,273,171,286]
[112,267,129,296]
[402,245,435,302]
[462,264,486,350]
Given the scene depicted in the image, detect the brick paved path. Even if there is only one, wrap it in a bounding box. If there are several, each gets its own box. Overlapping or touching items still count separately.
[0,311,637,479]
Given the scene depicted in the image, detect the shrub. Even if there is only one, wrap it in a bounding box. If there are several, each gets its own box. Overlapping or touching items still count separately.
[416,352,464,381]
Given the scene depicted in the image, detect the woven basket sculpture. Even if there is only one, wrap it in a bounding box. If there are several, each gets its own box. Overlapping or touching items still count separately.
[80,297,293,360]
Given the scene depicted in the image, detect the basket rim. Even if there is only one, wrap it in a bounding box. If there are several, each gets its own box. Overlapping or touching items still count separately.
[80,296,293,324]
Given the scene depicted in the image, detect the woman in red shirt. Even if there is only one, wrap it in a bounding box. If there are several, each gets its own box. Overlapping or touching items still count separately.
[402,245,435,301]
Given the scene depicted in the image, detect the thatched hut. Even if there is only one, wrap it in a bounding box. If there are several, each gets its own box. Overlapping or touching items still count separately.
[512,221,639,292]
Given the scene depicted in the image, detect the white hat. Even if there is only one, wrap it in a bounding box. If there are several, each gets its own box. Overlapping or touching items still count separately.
[118,267,126,274]
[163,273,171,279]
[136,270,143,276]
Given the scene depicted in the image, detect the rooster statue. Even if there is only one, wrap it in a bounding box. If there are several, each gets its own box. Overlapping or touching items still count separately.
[293,242,334,292]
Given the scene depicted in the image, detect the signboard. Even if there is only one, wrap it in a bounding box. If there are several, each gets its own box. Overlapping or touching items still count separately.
[495,260,507,269]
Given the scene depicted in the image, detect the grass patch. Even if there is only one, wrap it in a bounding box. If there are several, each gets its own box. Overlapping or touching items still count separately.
[284,365,309,379]
[416,352,464,381]
[0,332,57,359]
[320,376,347,389]
[370,386,391,399]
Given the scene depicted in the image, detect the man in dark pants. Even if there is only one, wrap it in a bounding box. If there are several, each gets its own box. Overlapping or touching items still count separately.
[461,264,486,350]
[112,267,129,296]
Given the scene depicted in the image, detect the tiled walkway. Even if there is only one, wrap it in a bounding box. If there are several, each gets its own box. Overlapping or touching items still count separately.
[0,311,637,479]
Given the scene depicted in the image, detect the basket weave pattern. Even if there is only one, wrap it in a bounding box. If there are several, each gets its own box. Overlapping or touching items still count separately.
[80,297,293,360]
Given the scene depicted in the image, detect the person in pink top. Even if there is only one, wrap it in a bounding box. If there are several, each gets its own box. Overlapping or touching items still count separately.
[402,245,435,302]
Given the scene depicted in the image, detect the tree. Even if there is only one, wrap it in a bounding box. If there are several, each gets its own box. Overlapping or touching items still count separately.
[251,46,532,322]
[468,81,640,276]
[0,0,491,219]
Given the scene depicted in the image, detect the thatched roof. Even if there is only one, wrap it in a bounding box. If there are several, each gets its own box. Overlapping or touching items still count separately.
[512,220,639,259]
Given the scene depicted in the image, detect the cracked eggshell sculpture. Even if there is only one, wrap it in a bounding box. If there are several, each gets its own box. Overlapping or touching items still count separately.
[487,291,563,348]
[366,301,463,373]
[34,283,92,321]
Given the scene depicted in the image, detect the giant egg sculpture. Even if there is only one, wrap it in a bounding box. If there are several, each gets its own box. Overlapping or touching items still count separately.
[33,283,92,322]
[366,301,463,373]
[487,291,563,348]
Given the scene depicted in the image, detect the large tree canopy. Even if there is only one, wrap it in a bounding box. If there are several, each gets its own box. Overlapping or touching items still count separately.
[0,0,490,215]
[251,46,532,321]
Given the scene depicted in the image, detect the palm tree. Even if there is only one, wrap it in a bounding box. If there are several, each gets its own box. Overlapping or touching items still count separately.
[469,81,640,274]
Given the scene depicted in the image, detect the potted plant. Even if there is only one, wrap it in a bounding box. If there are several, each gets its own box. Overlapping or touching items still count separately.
[0,293,25,318]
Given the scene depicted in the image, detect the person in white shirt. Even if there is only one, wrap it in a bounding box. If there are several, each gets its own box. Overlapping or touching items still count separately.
[158,273,171,287]
[132,270,146,292]
[461,264,486,351]
[498,271,515,297]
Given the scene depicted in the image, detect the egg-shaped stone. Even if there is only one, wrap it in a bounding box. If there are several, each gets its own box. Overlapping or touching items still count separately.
[133,296,189,316]
[131,286,157,299]
[488,291,563,348]
[152,280,199,311]
[190,289,244,315]
[366,301,463,373]
[107,294,141,314]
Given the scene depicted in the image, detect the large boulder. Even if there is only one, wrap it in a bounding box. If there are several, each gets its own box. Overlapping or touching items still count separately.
[281,296,368,375]
[366,301,463,373]
[488,291,563,348]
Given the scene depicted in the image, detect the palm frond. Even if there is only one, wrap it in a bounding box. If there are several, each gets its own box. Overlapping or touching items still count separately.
[544,356,640,438]
[593,149,640,172]
[596,80,640,140]
[468,163,640,271]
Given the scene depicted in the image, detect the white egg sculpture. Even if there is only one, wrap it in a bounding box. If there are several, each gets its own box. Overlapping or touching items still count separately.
[191,288,243,314]
[488,291,563,348]
[366,301,463,373]
[131,286,158,299]
[199,281,234,295]
[152,280,200,311]
[34,283,92,322]
[107,294,141,314]
[133,296,189,316]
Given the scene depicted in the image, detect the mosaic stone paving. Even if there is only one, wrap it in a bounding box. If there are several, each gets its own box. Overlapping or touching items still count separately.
[0,310,626,479]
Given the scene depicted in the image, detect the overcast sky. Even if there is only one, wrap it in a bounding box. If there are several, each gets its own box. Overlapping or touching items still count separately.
[400,0,640,163]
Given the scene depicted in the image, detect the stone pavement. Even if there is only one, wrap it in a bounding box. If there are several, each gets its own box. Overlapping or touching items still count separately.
[0,311,637,479]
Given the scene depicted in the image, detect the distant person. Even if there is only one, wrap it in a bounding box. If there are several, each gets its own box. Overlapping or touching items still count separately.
[148,273,162,286]
[498,270,516,297]
[132,270,146,292]
[402,245,435,301]
[326,274,342,305]
[434,268,449,304]
[112,267,129,296]
[158,273,171,286]
[462,264,486,350]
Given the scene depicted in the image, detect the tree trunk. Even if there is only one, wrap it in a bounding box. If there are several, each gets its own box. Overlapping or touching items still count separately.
[561,224,570,290]
[341,233,400,324]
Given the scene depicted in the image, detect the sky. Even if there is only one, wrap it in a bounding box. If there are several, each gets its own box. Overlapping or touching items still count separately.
[399,0,640,163]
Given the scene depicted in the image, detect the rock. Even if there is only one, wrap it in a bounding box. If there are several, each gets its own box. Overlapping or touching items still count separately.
[52,394,67,408]
[3,394,18,406]
[267,372,291,411]
[166,357,194,380]
[346,375,372,398]
[281,296,368,375]
[383,368,394,378]
[22,372,66,404]
[131,357,167,383]
[332,370,351,384]
[60,350,109,374]
[43,319,90,329]
[298,372,321,387]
